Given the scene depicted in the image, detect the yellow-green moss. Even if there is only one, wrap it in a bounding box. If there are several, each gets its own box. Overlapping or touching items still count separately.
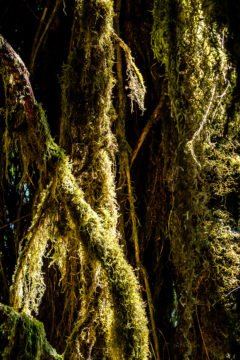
[58,1,149,358]
[152,0,240,358]
[58,157,149,360]
[1,2,149,358]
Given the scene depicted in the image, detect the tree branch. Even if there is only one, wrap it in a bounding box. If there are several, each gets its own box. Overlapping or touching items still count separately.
[131,84,166,167]
[1,33,149,360]
[0,35,35,121]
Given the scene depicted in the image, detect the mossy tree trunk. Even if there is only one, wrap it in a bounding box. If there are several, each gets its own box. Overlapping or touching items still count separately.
[1,0,240,359]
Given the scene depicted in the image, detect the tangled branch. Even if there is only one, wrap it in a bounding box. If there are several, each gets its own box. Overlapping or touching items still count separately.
[0,34,149,360]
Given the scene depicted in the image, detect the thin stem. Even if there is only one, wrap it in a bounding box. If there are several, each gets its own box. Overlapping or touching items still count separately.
[30,0,61,73]
[0,214,30,230]
[114,3,160,358]
[30,6,48,72]
[131,85,166,167]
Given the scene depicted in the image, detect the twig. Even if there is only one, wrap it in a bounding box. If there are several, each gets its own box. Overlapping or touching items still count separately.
[130,85,166,167]
[211,81,230,121]
[213,285,240,306]
[195,302,210,360]
[0,255,9,298]
[157,328,171,360]
[0,214,31,230]
[26,172,36,189]
[23,0,41,20]
[112,30,146,113]
[141,265,161,360]
[224,286,240,298]
[195,274,210,360]
[30,0,61,73]
[112,31,144,87]
[30,6,48,72]
[149,340,157,360]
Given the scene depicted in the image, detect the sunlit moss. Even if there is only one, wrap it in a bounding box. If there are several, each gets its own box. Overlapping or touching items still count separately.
[10,179,55,315]
[1,1,149,358]
[152,0,240,358]
[58,156,149,360]
[58,1,148,358]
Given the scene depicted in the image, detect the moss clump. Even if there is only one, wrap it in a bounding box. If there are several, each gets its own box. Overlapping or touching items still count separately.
[58,1,149,358]
[0,303,62,359]
[152,0,240,358]
[58,157,149,360]
[0,2,149,357]
[59,0,122,356]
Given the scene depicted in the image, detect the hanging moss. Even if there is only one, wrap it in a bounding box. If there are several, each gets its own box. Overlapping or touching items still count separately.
[57,1,149,358]
[0,1,149,357]
[152,0,240,358]
[57,157,149,360]
[58,0,122,356]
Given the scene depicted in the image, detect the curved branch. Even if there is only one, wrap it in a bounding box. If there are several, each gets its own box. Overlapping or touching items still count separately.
[0,34,35,121]
[58,158,149,360]
[0,34,149,360]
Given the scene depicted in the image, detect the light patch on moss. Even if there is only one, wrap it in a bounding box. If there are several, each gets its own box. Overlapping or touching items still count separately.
[1,1,149,358]
[58,157,149,360]
[152,0,240,358]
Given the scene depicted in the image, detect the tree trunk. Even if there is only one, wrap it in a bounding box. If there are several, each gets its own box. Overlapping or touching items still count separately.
[0,0,240,359]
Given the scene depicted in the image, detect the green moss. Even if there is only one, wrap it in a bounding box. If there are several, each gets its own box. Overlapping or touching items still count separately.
[59,1,149,357]
[152,0,240,358]
[1,2,149,358]
[58,157,149,360]
[0,303,62,359]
